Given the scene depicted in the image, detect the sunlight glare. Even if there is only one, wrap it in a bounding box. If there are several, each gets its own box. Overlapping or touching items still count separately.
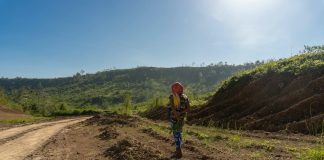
[209,0,279,21]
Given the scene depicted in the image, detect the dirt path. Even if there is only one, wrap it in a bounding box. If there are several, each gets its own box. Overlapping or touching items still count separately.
[0,119,80,141]
[0,117,89,160]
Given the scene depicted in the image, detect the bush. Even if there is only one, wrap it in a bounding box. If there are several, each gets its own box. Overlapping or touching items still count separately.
[51,108,103,116]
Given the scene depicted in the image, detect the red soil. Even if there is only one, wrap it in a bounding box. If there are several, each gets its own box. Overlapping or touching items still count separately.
[0,105,28,120]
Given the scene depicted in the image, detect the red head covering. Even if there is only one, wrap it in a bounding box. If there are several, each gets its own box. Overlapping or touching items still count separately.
[171,82,184,94]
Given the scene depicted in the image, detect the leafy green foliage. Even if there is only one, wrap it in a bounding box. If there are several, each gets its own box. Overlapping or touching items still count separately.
[301,45,324,53]
[0,87,22,111]
[0,116,52,124]
[50,108,104,116]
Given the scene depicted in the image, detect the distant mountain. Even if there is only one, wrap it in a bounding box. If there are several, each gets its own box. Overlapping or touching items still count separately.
[0,64,257,114]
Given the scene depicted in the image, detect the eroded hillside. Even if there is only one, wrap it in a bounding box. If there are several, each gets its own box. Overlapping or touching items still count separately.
[189,52,324,134]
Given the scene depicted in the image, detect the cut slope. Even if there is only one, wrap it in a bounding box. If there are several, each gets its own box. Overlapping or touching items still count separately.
[188,52,324,134]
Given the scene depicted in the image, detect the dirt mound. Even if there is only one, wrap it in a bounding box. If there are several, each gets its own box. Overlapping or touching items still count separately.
[188,72,324,134]
[0,105,28,120]
[141,128,171,143]
[98,127,119,140]
[140,106,168,121]
[104,139,168,160]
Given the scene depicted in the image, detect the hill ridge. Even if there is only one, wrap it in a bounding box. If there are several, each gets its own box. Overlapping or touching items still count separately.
[188,52,324,134]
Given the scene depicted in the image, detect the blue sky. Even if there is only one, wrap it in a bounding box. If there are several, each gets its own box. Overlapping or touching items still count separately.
[1,0,324,78]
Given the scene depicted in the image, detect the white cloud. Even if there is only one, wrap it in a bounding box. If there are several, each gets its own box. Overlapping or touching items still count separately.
[210,0,282,47]
[211,0,280,21]
[200,0,311,49]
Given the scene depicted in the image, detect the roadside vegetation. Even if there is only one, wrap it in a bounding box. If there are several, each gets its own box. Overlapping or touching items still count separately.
[0,116,51,125]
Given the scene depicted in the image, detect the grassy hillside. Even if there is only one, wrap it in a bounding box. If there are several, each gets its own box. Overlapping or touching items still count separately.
[188,51,324,134]
[0,64,256,115]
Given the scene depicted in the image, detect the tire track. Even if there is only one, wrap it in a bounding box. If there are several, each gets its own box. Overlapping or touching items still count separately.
[0,117,89,160]
[0,119,77,140]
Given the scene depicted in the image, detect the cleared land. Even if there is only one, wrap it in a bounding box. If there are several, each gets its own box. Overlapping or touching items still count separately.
[25,113,324,160]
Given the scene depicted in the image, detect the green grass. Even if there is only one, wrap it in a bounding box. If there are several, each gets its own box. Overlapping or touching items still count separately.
[186,123,323,159]
[142,121,171,135]
[180,122,279,152]
[286,146,298,152]
[298,147,324,160]
[248,152,265,159]
[138,115,324,160]
[186,130,228,143]
[240,140,275,151]
[0,116,52,124]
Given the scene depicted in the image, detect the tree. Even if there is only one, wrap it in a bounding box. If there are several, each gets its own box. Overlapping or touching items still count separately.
[217,61,224,66]
[302,45,324,53]
[123,94,132,114]
[80,69,85,75]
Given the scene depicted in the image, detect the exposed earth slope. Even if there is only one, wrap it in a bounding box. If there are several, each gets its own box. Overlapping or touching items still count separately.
[189,52,324,134]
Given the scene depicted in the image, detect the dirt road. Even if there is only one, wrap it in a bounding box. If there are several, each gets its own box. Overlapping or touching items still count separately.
[0,117,89,160]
